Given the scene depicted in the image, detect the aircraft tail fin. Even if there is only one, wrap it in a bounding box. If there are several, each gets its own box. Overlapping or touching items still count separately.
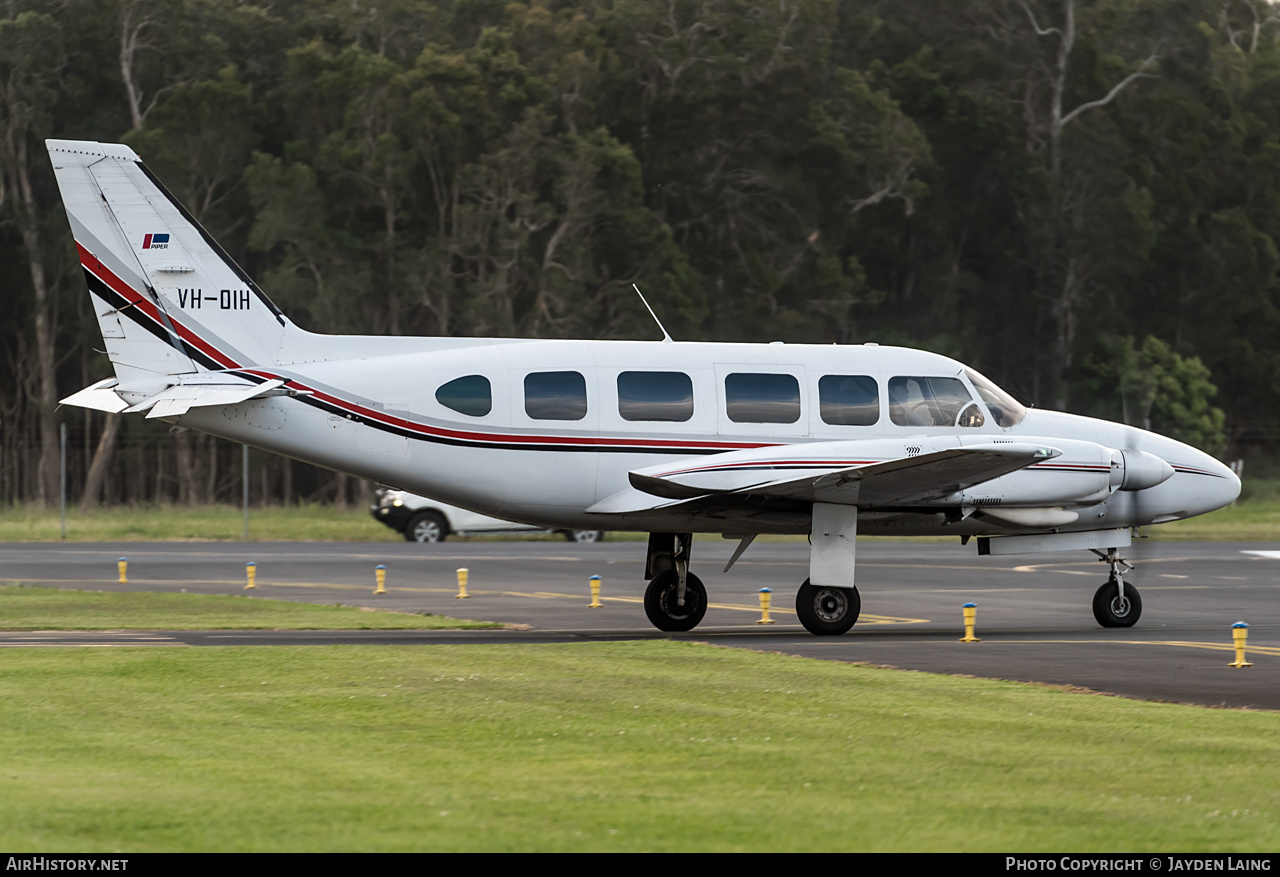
[46,140,288,399]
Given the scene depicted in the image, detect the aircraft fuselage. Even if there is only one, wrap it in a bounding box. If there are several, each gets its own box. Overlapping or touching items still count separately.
[167,338,1238,538]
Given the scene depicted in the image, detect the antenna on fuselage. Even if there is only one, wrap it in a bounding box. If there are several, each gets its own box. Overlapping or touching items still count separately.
[633,283,674,343]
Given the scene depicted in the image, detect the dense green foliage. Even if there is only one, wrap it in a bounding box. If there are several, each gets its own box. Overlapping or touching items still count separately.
[3,0,1276,505]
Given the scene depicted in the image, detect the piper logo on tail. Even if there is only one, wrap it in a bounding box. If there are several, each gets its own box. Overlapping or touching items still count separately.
[142,233,169,249]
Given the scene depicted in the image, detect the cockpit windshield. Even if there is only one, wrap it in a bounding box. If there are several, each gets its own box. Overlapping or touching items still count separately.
[964,369,1027,428]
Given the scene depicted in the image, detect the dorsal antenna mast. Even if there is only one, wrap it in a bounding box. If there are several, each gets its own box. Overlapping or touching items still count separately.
[633,282,673,343]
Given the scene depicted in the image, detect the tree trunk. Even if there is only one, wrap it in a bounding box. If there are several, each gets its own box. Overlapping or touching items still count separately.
[13,138,60,507]
[79,414,122,512]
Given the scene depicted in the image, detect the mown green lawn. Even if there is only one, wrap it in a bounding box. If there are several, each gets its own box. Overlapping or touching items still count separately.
[0,640,1275,852]
[0,585,501,630]
[1153,501,1280,541]
[0,504,400,543]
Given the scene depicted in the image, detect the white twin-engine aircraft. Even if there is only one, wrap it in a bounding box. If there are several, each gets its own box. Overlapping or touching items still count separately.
[48,139,1241,635]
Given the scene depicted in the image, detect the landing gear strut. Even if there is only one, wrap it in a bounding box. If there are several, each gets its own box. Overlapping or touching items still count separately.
[1091,548,1141,627]
[643,532,707,632]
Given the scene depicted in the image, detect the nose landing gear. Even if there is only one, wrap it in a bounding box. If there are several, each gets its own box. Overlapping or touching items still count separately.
[1091,548,1141,627]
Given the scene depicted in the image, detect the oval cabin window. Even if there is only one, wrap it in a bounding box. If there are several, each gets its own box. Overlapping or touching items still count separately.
[436,375,492,417]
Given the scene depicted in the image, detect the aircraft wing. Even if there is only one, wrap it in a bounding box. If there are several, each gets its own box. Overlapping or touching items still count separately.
[587,440,1060,516]
[746,443,1058,506]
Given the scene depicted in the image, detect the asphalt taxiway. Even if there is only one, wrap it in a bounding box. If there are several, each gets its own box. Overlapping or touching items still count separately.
[3,539,1279,709]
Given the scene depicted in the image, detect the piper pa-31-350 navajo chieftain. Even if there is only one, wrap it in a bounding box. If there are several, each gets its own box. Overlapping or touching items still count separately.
[48,139,1241,635]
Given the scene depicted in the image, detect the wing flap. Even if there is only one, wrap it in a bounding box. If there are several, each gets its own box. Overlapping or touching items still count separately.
[585,485,714,515]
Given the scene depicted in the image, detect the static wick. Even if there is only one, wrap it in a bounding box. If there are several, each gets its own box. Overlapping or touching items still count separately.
[633,283,673,344]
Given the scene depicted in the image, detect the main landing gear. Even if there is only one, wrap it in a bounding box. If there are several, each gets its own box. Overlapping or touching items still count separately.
[642,533,707,632]
[1091,548,1142,628]
[640,532,862,636]
[795,580,860,636]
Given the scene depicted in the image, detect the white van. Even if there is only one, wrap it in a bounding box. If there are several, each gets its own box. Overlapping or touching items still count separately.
[371,488,606,543]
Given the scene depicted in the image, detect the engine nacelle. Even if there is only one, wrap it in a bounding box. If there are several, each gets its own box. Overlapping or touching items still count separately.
[961,438,1115,507]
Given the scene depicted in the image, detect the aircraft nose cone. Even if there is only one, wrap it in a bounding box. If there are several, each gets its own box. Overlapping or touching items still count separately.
[1183,453,1241,517]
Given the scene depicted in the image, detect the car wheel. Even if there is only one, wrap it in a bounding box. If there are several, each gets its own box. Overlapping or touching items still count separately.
[565,529,605,543]
[405,511,448,543]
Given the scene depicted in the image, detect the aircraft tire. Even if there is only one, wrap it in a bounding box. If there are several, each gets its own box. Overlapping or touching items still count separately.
[643,570,707,632]
[1092,578,1141,628]
[405,511,449,543]
[795,580,860,636]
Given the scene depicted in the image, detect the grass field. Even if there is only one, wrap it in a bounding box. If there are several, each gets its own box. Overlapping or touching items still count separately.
[0,585,502,630]
[0,503,402,543]
[2,491,1279,543]
[1,640,1277,852]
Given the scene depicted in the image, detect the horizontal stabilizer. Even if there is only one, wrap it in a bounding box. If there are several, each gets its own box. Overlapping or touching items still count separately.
[125,378,286,418]
[59,378,128,413]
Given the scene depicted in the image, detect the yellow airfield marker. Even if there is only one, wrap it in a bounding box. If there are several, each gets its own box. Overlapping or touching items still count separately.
[1230,622,1252,668]
[756,588,775,624]
[588,575,603,608]
[244,562,257,590]
[374,564,386,595]
[960,602,980,642]
[117,557,128,584]
[456,567,470,599]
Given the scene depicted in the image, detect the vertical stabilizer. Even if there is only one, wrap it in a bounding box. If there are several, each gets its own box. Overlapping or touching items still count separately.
[47,140,287,395]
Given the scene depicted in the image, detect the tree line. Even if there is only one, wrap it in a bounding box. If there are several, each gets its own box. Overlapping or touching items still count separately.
[1,0,1273,508]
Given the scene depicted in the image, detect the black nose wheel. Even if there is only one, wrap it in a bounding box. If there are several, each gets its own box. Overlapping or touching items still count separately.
[795,579,861,636]
[643,570,707,632]
[1092,577,1142,627]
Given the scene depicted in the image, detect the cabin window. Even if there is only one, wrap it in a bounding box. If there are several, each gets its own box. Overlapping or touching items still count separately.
[965,368,1027,428]
[525,371,588,420]
[818,375,879,425]
[617,371,694,422]
[725,373,801,423]
[888,376,976,428]
[435,375,492,417]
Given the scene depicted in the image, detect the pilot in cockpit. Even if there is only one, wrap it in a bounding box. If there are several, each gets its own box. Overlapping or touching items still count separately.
[890,383,930,427]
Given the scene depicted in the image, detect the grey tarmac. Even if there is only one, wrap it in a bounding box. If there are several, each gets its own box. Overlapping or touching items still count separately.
[2,539,1279,710]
